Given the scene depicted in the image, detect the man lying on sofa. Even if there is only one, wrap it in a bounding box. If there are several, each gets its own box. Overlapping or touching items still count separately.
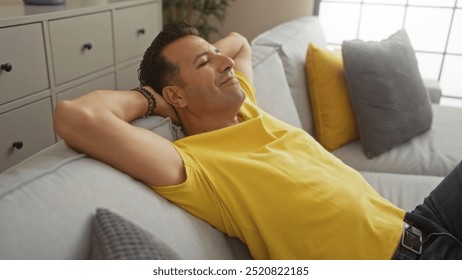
[54,21,462,260]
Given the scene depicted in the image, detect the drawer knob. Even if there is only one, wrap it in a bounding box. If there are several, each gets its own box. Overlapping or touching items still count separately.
[1,63,12,72]
[12,141,23,150]
[137,28,146,35]
[83,43,93,50]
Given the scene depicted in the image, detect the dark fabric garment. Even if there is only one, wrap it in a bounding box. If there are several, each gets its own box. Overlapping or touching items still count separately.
[394,161,462,259]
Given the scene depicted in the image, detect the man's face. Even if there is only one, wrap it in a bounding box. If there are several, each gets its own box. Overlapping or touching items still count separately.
[162,35,245,117]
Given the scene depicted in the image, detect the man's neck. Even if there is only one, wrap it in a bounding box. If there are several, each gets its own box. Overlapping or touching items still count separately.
[181,114,241,136]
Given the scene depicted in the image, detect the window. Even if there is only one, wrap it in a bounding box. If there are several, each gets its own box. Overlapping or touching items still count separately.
[315,0,462,99]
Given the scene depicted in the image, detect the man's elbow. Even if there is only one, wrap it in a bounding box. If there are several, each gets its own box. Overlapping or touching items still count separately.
[229,32,249,44]
[53,99,91,144]
[54,100,71,137]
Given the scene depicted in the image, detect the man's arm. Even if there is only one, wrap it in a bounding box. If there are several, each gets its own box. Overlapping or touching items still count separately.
[53,88,185,187]
[213,32,252,82]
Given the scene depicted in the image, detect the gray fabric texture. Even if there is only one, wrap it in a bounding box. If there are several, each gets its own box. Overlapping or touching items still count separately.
[360,171,442,212]
[342,29,433,158]
[333,104,462,177]
[91,208,180,260]
[251,45,302,128]
[251,16,327,135]
[131,115,185,141]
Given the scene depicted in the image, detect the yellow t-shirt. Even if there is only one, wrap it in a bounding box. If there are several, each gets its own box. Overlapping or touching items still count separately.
[152,71,405,259]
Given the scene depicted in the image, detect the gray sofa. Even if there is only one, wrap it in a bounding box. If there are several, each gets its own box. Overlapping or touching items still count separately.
[0,16,459,259]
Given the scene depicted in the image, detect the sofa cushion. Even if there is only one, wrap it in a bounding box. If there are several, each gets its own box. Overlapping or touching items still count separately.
[333,104,462,177]
[360,171,441,212]
[252,16,327,135]
[91,208,180,259]
[305,43,358,151]
[251,45,302,128]
[131,115,185,141]
[0,142,237,259]
[342,29,433,158]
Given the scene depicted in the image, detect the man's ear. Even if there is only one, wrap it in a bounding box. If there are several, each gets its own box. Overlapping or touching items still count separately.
[162,86,187,108]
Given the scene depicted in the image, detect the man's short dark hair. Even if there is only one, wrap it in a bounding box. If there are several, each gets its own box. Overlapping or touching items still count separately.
[138,21,199,94]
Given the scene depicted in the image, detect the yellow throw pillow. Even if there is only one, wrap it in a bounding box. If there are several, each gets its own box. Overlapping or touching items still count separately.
[305,43,358,151]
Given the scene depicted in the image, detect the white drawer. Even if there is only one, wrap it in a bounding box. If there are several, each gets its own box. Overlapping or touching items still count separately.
[57,73,116,102]
[0,23,49,105]
[49,12,114,85]
[0,98,55,172]
[114,2,161,63]
[117,62,140,90]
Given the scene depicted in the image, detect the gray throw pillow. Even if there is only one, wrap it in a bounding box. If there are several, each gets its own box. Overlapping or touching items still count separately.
[91,208,180,260]
[342,29,433,158]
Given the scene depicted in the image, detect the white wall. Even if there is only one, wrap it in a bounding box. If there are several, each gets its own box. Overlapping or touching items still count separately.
[210,0,315,42]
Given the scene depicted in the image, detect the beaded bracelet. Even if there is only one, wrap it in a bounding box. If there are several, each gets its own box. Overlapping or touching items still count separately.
[131,87,157,118]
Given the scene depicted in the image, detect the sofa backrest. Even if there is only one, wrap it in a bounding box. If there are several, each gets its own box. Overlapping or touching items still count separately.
[251,16,327,135]
[251,45,302,128]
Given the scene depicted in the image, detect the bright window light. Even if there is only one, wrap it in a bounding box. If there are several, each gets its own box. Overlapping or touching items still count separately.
[358,4,405,41]
[404,7,452,52]
[322,0,361,2]
[363,0,406,4]
[319,2,360,44]
[318,0,462,98]
[447,9,462,54]
[415,52,443,80]
[440,55,462,97]
[408,0,455,7]
[441,97,462,107]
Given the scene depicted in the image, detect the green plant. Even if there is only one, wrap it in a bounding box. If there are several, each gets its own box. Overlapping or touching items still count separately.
[162,0,235,40]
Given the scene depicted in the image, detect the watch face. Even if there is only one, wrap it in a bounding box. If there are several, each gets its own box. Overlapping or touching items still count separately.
[402,225,423,254]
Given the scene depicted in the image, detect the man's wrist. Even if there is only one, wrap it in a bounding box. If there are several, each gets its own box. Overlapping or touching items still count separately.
[142,86,163,116]
[131,86,157,118]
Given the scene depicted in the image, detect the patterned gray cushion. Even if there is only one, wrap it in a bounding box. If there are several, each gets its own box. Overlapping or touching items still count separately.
[91,208,180,260]
[342,29,433,158]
